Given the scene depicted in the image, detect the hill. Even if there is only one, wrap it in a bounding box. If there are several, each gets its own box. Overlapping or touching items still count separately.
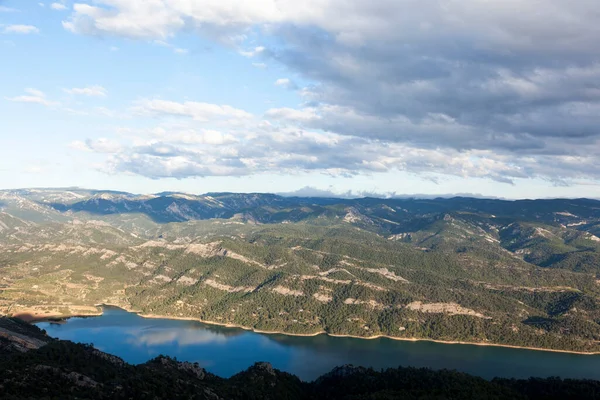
[2,189,600,352]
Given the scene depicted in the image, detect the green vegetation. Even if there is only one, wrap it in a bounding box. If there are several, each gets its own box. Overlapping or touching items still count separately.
[3,189,600,352]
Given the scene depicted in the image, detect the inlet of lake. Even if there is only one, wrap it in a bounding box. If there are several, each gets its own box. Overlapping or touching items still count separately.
[36,306,600,382]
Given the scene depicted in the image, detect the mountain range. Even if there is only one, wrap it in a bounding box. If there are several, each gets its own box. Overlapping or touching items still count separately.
[2,188,600,352]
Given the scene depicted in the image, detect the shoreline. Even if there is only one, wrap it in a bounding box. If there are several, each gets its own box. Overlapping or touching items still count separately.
[28,303,600,356]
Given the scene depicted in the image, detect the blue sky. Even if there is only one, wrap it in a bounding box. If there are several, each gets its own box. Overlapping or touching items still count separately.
[2,0,600,199]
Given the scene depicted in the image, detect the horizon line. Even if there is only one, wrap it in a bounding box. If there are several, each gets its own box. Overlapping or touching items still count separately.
[2,186,600,202]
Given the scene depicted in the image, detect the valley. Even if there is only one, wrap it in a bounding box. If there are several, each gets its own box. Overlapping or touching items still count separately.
[3,189,600,353]
[5,312,600,400]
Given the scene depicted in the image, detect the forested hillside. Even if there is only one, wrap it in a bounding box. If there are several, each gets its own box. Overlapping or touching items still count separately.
[2,189,600,352]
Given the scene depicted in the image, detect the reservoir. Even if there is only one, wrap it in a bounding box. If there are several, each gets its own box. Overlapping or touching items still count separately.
[36,306,600,382]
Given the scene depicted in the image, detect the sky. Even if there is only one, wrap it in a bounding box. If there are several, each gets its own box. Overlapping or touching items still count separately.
[1,0,600,199]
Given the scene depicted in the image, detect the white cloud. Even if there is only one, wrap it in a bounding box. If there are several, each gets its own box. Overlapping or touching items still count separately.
[0,6,18,12]
[265,107,319,122]
[64,85,107,97]
[274,78,290,86]
[6,95,51,106]
[132,99,253,122]
[5,88,58,107]
[66,100,600,184]
[118,126,238,146]
[153,39,188,55]
[60,0,600,185]
[240,46,265,58]
[86,138,123,153]
[69,140,91,152]
[69,138,122,153]
[62,2,185,39]
[24,88,45,98]
[274,78,298,90]
[56,0,597,64]
[3,25,39,34]
[278,186,399,199]
[68,116,531,182]
[51,3,68,11]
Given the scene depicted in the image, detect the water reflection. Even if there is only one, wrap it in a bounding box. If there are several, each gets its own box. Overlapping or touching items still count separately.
[127,327,228,347]
[37,306,600,381]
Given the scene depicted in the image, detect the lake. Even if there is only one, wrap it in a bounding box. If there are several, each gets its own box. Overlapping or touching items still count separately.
[36,306,600,382]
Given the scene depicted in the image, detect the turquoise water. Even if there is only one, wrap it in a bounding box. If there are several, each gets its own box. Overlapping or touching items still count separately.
[36,306,600,381]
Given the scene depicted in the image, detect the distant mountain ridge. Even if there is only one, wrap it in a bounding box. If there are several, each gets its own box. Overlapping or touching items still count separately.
[3,187,600,225]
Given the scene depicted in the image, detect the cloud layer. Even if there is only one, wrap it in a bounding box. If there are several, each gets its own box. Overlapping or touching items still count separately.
[3,24,39,34]
[60,0,600,184]
[61,96,600,185]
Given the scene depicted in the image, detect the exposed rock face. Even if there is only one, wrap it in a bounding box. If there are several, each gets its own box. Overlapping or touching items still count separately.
[406,302,489,318]
[365,267,409,283]
[0,327,48,352]
[204,279,254,293]
[313,292,333,303]
[253,362,276,376]
[0,318,50,353]
[343,298,385,309]
[153,355,207,380]
[178,361,208,380]
[271,286,303,297]
[67,371,100,387]
[92,349,125,366]
[185,242,228,257]
[177,275,198,286]
[320,365,369,379]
